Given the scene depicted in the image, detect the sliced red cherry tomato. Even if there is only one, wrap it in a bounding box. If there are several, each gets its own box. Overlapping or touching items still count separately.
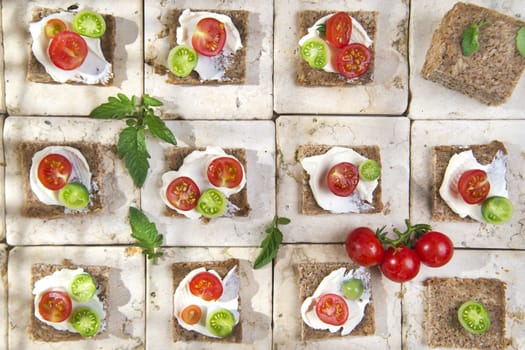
[38,290,72,323]
[192,18,227,57]
[345,227,384,267]
[415,231,454,268]
[189,271,223,301]
[181,304,203,325]
[335,43,372,79]
[457,169,490,204]
[315,293,349,326]
[325,12,352,48]
[327,162,359,197]
[37,153,72,190]
[44,18,67,39]
[207,156,244,188]
[380,245,421,283]
[48,31,88,70]
[166,176,200,211]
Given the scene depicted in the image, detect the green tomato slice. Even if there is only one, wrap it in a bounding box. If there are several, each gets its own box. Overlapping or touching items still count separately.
[300,38,329,69]
[341,278,364,300]
[69,307,101,337]
[167,45,198,77]
[72,10,106,38]
[207,308,235,338]
[359,159,381,181]
[481,196,513,224]
[196,188,227,218]
[69,273,97,302]
[58,182,90,210]
[458,301,490,334]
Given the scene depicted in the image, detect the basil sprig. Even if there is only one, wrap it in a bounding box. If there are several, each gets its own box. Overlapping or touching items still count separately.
[461,20,490,56]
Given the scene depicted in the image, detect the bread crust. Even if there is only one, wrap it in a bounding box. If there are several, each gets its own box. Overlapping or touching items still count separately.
[296,10,378,86]
[431,140,507,222]
[171,258,242,343]
[424,277,506,349]
[297,144,383,214]
[26,7,116,86]
[30,262,110,342]
[421,2,525,105]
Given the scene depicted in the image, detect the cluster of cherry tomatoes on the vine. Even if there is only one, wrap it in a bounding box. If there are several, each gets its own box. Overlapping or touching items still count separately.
[345,220,454,283]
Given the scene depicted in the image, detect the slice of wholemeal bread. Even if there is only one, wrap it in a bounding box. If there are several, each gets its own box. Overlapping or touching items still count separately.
[297,10,378,86]
[30,262,110,342]
[297,144,383,215]
[421,2,525,105]
[431,140,507,222]
[26,7,116,86]
[163,9,248,85]
[295,262,375,340]
[424,277,507,349]
[19,141,106,219]
[172,258,242,343]
[163,147,250,218]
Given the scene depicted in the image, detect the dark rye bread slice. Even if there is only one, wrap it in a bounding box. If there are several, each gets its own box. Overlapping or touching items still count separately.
[163,147,250,218]
[297,10,378,86]
[297,144,383,215]
[421,2,525,105]
[172,258,242,343]
[424,277,507,349]
[30,261,110,342]
[19,141,106,219]
[296,262,375,340]
[27,7,116,86]
[163,9,248,84]
[432,140,507,222]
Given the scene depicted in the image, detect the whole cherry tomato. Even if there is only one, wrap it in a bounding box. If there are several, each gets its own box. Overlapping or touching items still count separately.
[345,227,384,266]
[415,231,454,267]
[380,245,420,282]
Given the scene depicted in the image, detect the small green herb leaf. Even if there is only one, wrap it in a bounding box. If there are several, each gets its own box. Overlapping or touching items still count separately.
[517,26,525,57]
[461,20,490,56]
[253,216,290,269]
[90,93,135,119]
[143,94,163,107]
[118,126,150,187]
[129,207,163,263]
[144,114,177,145]
[316,23,326,37]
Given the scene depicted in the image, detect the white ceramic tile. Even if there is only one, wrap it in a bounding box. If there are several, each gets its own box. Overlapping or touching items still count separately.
[141,120,275,246]
[273,244,402,349]
[146,247,272,350]
[276,116,410,243]
[403,249,525,350]
[274,0,409,115]
[144,0,273,119]
[4,117,140,245]
[409,0,525,119]
[3,0,143,116]
[0,245,6,350]
[410,120,525,249]
[0,116,4,242]
[8,246,145,350]
[0,9,5,113]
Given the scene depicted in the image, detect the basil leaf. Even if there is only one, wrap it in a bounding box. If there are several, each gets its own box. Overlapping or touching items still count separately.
[129,207,164,263]
[461,23,479,56]
[517,26,525,57]
[143,94,163,107]
[144,114,177,145]
[253,216,289,269]
[118,126,150,187]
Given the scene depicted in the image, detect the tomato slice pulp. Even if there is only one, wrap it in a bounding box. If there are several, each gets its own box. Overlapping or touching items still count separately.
[315,293,349,326]
[181,304,203,325]
[327,162,359,197]
[166,176,200,211]
[44,18,67,39]
[37,153,72,190]
[38,290,73,323]
[325,12,352,48]
[189,271,223,301]
[192,17,227,56]
[457,169,490,204]
[207,156,244,188]
[335,43,372,79]
[48,31,88,70]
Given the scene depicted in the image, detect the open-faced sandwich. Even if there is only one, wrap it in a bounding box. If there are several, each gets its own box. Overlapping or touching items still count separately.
[160,146,250,220]
[30,262,109,341]
[298,145,383,214]
[421,2,525,105]
[424,277,507,349]
[19,142,105,218]
[172,258,241,343]
[432,140,513,224]
[296,262,375,340]
[27,6,115,85]
[297,10,378,86]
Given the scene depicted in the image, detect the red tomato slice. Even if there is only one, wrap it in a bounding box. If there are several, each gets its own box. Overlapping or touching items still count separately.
[207,156,244,188]
[37,153,72,190]
[180,304,203,325]
[315,293,349,326]
[38,290,73,323]
[191,18,227,57]
[166,176,200,211]
[457,169,490,204]
[335,43,372,79]
[325,12,352,48]
[327,162,359,197]
[44,18,67,39]
[48,31,88,70]
[189,271,223,301]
